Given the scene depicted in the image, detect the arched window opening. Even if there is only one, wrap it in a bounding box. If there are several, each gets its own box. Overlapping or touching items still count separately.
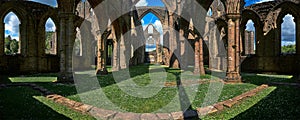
[281,14,296,54]
[141,12,163,63]
[45,18,57,55]
[4,12,20,55]
[75,27,83,56]
[244,19,256,55]
[207,8,213,17]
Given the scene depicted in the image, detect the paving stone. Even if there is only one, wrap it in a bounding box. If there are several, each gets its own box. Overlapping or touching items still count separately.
[140,113,159,120]
[77,104,93,112]
[156,113,172,120]
[0,84,7,88]
[113,112,140,120]
[46,94,63,101]
[223,99,238,108]
[213,103,224,111]
[171,111,184,120]
[197,106,214,116]
[27,83,35,87]
[89,107,117,120]
[61,98,76,107]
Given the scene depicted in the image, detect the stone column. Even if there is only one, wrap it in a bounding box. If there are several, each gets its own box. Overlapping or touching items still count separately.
[0,23,4,56]
[225,0,243,82]
[225,16,242,82]
[58,13,75,82]
[112,26,120,71]
[294,17,300,81]
[194,37,205,75]
[194,37,200,74]
[295,17,300,55]
[96,30,108,75]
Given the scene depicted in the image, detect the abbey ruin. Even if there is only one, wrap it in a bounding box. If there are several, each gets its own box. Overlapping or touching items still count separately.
[0,0,299,83]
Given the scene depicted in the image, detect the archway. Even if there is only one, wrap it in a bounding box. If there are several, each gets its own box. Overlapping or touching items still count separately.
[45,18,57,55]
[4,12,20,55]
[244,19,256,55]
[280,14,296,54]
[141,12,163,64]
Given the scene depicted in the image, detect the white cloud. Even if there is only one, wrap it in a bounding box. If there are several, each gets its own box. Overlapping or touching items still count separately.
[246,20,255,31]
[256,0,274,4]
[27,0,58,7]
[46,18,56,32]
[153,20,163,33]
[4,12,20,40]
[281,14,295,42]
[135,0,148,7]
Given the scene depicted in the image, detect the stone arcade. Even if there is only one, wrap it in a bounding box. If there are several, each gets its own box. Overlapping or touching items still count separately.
[0,0,299,83]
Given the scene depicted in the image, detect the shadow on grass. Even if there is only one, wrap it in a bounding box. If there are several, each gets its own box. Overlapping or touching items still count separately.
[233,86,300,119]
[232,74,300,119]
[0,75,11,84]
[0,87,71,120]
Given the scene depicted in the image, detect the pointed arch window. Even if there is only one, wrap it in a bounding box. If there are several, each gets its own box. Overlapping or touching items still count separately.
[4,12,20,55]
[45,18,57,55]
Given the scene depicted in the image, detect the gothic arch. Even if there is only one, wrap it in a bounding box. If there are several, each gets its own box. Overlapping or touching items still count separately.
[138,9,165,22]
[0,2,30,55]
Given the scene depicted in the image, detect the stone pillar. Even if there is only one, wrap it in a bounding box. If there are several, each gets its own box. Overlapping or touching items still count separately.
[194,37,205,75]
[112,38,120,71]
[294,17,300,81]
[295,17,300,55]
[194,37,200,74]
[168,14,179,68]
[96,29,108,75]
[0,23,4,56]
[225,0,243,82]
[58,13,75,82]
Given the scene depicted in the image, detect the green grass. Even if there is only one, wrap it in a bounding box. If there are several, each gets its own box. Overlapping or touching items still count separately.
[202,87,276,120]
[0,73,57,83]
[242,73,294,85]
[0,86,94,120]
[2,65,298,119]
[38,64,257,113]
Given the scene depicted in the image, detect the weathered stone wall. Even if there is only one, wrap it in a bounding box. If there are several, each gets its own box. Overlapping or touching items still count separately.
[241,0,300,75]
[0,1,60,74]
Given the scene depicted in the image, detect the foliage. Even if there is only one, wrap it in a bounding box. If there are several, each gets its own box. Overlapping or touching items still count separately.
[4,35,19,55]
[45,32,55,54]
[281,44,296,54]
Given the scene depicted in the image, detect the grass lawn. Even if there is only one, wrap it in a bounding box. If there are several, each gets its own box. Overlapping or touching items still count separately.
[0,86,95,120]
[1,64,299,119]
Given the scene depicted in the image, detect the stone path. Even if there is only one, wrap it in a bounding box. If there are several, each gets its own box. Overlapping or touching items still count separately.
[270,82,300,88]
[0,83,269,120]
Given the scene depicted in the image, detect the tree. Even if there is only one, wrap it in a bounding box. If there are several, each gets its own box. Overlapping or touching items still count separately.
[10,39,19,54]
[282,44,296,54]
[45,31,54,54]
[4,35,19,55]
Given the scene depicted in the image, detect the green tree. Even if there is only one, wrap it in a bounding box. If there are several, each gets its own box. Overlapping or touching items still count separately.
[10,39,19,54]
[45,32,54,54]
[282,44,296,54]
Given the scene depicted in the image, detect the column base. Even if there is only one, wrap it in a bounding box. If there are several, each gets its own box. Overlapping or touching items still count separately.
[292,74,300,83]
[225,72,242,83]
[96,68,108,75]
[57,73,74,83]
